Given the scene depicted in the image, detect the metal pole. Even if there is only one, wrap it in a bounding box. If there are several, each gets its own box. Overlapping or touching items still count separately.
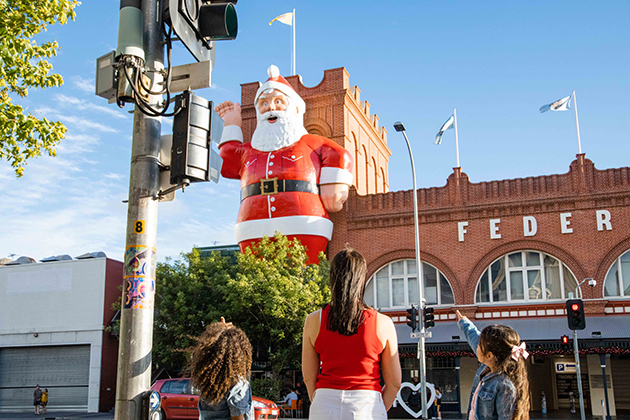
[599,354,612,420]
[572,91,582,155]
[115,0,163,418]
[292,8,296,75]
[401,130,428,420]
[453,108,460,168]
[573,330,586,420]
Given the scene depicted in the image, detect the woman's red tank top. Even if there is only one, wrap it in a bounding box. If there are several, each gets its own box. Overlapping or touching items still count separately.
[314,304,382,391]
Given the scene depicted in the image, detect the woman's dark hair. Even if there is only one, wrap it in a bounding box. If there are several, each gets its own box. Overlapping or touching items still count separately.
[327,247,369,335]
[187,322,252,405]
[479,324,530,420]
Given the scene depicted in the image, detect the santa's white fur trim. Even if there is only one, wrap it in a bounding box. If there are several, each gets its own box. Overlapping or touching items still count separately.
[219,125,243,145]
[268,64,280,78]
[235,215,333,242]
[320,167,353,185]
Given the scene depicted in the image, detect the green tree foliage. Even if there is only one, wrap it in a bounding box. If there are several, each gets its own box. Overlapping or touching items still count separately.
[0,0,79,177]
[250,377,283,402]
[153,233,330,376]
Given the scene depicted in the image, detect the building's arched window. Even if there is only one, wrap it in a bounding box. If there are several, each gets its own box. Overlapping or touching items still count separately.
[604,249,630,297]
[475,250,579,303]
[364,260,455,309]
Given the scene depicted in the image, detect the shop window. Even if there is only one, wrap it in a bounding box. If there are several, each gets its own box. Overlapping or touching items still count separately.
[604,249,630,298]
[475,250,579,304]
[364,260,455,309]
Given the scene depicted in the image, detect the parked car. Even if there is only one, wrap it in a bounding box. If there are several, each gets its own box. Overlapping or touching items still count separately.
[151,378,279,419]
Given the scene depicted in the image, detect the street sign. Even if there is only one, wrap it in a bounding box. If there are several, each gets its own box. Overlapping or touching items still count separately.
[411,331,432,339]
[555,362,577,373]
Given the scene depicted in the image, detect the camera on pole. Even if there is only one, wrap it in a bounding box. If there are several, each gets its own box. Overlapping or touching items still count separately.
[566,299,586,330]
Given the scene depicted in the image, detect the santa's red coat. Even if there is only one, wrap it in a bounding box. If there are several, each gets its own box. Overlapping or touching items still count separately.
[219,134,353,263]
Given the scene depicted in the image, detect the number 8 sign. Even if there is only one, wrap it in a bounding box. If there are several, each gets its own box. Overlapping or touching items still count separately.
[134,220,145,234]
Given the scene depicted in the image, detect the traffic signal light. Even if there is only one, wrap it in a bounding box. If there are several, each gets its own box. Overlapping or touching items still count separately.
[561,335,570,350]
[164,0,238,62]
[423,306,435,329]
[170,90,223,185]
[566,299,586,330]
[406,305,418,331]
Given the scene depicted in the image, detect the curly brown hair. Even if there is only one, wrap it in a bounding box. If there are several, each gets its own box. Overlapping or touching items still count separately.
[187,322,252,405]
[479,325,530,420]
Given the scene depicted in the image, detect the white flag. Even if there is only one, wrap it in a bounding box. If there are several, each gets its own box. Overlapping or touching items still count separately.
[435,115,455,145]
[539,94,572,113]
[269,12,293,26]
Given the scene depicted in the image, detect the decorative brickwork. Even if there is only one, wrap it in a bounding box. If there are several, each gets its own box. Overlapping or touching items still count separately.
[239,67,390,195]
[330,155,630,317]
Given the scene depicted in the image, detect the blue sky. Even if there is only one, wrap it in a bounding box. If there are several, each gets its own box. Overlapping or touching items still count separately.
[2,0,629,262]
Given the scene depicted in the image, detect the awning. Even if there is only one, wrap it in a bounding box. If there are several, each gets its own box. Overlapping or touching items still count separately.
[396,314,630,352]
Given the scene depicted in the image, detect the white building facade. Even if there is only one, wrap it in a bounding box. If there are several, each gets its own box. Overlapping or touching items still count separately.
[0,255,121,413]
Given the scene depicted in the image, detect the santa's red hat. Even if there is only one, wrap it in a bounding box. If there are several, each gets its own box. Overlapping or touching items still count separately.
[255,65,306,115]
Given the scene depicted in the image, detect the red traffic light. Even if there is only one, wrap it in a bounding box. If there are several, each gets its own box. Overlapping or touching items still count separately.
[565,299,586,330]
[561,335,569,344]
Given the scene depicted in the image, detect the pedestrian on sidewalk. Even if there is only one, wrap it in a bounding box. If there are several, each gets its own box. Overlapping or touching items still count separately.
[41,388,49,414]
[302,247,402,420]
[455,310,530,420]
[188,318,254,420]
[33,385,42,415]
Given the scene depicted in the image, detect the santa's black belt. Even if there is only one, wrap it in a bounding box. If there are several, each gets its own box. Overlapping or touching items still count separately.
[241,178,319,201]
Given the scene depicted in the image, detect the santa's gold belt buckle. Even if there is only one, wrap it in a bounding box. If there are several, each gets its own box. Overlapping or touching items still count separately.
[260,177,279,195]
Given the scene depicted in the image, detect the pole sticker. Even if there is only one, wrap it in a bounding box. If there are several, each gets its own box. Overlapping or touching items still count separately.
[123,245,157,309]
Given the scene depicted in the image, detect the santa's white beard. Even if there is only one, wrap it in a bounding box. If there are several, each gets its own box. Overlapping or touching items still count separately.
[251,109,308,152]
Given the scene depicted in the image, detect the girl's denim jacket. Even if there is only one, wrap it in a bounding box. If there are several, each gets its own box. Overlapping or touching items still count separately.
[458,318,517,420]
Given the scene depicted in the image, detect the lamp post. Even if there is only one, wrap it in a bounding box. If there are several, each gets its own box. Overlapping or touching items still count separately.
[569,278,596,420]
[394,121,428,420]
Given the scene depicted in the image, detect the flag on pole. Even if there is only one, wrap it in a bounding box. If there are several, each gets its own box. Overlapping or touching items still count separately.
[539,94,572,113]
[269,12,293,26]
[435,115,455,145]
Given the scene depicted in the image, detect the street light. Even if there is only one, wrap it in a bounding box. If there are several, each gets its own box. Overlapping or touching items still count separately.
[568,278,596,420]
[393,121,428,420]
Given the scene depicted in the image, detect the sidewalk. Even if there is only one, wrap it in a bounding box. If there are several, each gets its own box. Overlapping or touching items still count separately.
[0,412,626,420]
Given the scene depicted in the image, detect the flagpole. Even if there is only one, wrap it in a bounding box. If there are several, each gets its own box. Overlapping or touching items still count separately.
[292,9,296,75]
[453,108,460,168]
[572,91,582,154]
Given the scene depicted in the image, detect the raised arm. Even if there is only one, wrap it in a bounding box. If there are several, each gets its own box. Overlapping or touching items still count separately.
[377,313,402,410]
[456,310,481,356]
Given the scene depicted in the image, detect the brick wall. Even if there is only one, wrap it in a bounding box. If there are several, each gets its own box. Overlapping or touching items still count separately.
[329,155,630,316]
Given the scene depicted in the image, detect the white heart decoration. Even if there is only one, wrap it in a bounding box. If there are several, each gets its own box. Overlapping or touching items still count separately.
[395,381,436,419]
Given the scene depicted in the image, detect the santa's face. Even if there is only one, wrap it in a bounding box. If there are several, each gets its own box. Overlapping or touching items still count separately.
[251,89,307,152]
[257,90,289,115]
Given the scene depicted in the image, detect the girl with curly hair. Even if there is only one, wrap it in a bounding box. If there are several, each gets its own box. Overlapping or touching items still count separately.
[456,310,530,420]
[188,319,254,420]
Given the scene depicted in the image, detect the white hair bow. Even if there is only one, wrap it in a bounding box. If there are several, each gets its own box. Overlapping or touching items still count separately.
[511,342,529,361]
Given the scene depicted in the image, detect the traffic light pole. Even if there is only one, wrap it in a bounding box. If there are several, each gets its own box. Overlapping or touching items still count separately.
[115,0,163,419]
[400,129,428,420]
[573,330,586,420]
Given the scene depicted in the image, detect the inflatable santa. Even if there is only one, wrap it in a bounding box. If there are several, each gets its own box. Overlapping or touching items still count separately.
[215,65,353,264]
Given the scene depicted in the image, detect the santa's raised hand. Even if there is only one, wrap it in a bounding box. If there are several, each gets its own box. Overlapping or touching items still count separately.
[214,100,242,128]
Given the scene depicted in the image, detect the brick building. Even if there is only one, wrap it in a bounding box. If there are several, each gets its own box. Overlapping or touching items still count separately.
[233,68,630,417]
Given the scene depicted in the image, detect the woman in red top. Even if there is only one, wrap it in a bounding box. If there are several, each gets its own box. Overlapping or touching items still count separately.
[302,247,402,419]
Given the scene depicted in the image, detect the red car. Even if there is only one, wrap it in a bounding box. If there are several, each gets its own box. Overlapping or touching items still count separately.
[151,378,279,419]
